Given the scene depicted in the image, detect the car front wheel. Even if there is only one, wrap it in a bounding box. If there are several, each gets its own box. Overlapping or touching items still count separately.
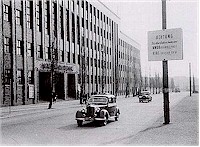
[77,120,83,127]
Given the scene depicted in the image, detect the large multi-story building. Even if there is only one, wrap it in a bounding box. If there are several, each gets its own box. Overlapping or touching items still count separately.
[0,0,141,106]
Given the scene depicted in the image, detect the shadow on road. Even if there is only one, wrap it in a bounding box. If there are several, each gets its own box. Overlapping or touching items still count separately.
[139,123,167,133]
[58,121,113,131]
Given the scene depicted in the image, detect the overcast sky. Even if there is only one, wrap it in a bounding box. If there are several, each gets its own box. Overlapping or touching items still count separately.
[100,0,199,78]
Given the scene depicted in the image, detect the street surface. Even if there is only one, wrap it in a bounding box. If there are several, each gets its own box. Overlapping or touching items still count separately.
[1,92,189,145]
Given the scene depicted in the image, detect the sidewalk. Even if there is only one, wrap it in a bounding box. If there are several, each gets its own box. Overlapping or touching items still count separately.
[0,99,79,119]
[124,93,199,146]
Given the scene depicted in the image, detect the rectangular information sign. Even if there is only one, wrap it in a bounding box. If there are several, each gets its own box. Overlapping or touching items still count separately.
[148,28,183,61]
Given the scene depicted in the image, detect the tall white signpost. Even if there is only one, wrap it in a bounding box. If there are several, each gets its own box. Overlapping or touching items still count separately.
[148,0,183,124]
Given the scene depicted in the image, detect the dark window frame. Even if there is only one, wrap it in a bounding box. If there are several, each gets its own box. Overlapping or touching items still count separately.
[28,70,34,84]
[17,70,23,84]
[4,37,10,53]
[3,4,10,22]
[27,1,33,29]
[37,45,43,58]
[4,69,11,85]
[16,40,22,55]
[16,9,22,25]
[27,42,33,57]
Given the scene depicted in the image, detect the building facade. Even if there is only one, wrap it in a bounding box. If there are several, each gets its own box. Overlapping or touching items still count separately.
[0,0,141,106]
[118,31,141,96]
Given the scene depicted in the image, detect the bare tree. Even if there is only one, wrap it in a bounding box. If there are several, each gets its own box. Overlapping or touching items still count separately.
[152,77,155,94]
[157,73,162,93]
[133,70,138,96]
[170,78,175,92]
[144,75,148,90]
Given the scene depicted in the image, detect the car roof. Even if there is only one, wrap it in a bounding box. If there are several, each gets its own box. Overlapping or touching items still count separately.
[91,94,116,98]
[141,91,150,93]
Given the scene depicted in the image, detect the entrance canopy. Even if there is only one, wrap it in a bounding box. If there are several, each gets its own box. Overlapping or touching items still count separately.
[36,61,79,74]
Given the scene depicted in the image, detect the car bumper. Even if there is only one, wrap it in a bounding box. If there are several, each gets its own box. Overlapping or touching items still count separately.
[94,117,106,121]
[139,98,151,101]
[76,117,95,121]
[76,118,85,121]
[76,117,106,121]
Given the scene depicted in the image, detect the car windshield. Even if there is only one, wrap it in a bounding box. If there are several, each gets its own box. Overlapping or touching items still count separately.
[88,97,108,105]
[140,92,150,95]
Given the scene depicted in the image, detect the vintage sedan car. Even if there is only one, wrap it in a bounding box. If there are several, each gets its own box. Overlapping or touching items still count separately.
[138,91,152,103]
[175,88,180,92]
[75,94,120,127]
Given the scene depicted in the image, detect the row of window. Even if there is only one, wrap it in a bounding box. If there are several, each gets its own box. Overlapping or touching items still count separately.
[3,1,115,33]
[119,39,139,62]
[4,37,34,57]
[3,69,34,85]
[3,4,116,62]
[3,69,116,85]
[78,73,136,85]
[3,68,133,86]
[4,36,138,72]
[119,64,137,73]
[78,74,113,84]
[118,77,136,84]
[4,36,114,69]
[3,0,116,44]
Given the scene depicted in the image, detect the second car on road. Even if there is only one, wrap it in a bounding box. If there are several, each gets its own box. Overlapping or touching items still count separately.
[138,91,152,103]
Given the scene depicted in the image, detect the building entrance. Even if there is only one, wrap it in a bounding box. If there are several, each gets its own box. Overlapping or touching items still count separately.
[68,74,76,98]
[39,72,64,101]
[55,73,64,99]
[39,72,51,101]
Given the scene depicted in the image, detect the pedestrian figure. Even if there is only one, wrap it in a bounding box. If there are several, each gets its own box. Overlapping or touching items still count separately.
[53,94,57,103]
[125,88,128,98]
[83,93,88,104]
[80,92,83,104]
[77,90,80,100]
[48,92,55,109]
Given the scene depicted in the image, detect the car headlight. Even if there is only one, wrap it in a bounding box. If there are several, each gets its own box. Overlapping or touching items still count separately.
[81,109,86,113]
[95,108,100,113]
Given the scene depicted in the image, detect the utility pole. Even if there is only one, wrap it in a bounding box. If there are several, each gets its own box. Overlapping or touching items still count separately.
[189,63,192,96]
[162,0,170,124]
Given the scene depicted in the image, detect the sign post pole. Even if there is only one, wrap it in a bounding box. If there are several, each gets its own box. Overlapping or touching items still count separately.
[162,0,170,124]
[189,63,192,96]
[148,1,183,125]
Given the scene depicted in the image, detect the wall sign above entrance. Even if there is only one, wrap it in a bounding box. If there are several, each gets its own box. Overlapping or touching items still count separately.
[39,62,79,74]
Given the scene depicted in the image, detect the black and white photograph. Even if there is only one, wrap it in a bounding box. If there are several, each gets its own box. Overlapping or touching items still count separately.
[0,0,198,146]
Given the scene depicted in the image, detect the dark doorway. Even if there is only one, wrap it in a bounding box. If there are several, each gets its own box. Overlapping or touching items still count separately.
[39,72,51,101]
[39,72,65,101]
[55,73,64,99]
[68,74,76,98]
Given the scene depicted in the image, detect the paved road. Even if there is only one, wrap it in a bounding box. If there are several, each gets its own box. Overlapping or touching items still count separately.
[1,92,190,145]
[117,93,199,146]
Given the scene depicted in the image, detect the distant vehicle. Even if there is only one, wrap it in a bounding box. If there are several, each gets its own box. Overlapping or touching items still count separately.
[175,88,180,92]
[138,91,152,103]
[75,94,120,127]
